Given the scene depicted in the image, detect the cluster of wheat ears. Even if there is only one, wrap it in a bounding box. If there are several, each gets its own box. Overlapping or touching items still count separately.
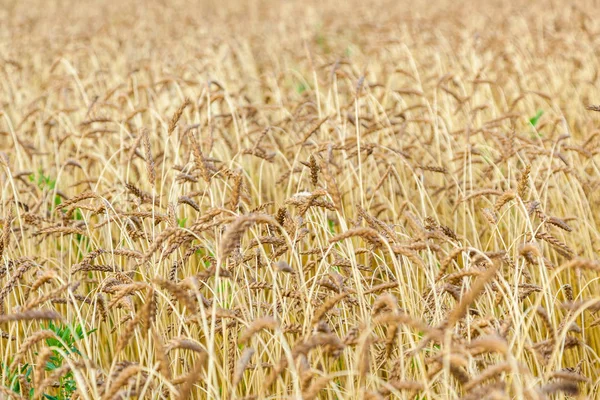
[1,0,600,399]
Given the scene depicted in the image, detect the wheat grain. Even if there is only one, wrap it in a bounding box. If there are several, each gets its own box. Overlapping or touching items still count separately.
[168,98,191,135]
[233,347,255,387]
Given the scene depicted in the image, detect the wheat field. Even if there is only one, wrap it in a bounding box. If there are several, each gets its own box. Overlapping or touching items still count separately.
[1,0,600,398]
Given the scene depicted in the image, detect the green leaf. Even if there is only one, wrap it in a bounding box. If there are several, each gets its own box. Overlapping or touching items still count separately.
[30,168,57,191]
[296,82,307,94]
[529,109,544,127]
[46,361,58,371]
[328,219,336,235]
[73,209,84,221]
